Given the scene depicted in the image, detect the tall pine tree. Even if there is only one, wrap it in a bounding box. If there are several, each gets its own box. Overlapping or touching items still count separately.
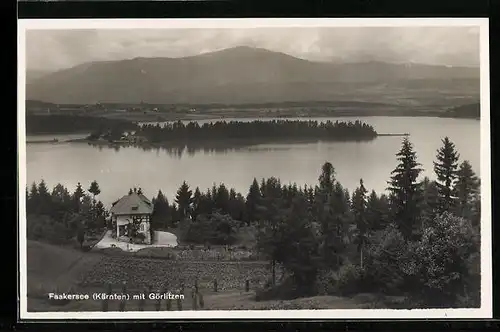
[245,178,262,224]
[387,137,423,241]
[152,190,170,229]
[175,181,193,221]
[351,179,369,268]
[453,160,480,222]
[433,137,460,214]
[88,180,101,203]
[420,176,439,228]
[73,182,85,213]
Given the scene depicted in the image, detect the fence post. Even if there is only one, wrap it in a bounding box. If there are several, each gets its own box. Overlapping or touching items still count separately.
[198,291,204,309]
[245,279,250,292]
[155,287,162,311]
[164,282,171,311]
[192,288,198,310]
[166,296,172,311]
[213,279,218,292]
[177,297,183,311]
[138,285,147,311]
[119,281,127,312]
[101,283,112,312]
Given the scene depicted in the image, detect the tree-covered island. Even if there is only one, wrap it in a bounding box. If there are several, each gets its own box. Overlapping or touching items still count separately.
[79,119,390,150]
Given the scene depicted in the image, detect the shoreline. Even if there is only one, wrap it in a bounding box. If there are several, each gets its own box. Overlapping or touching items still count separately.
[62,133,408,148]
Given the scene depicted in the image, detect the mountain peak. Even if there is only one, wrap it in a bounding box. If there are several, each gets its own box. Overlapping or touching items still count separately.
[26,47,479,105]
[199,45,279,57]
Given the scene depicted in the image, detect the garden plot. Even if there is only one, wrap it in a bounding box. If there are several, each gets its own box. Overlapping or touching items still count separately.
[93,230,178,252]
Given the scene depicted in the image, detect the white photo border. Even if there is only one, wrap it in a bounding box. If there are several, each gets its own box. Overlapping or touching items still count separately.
[17,17,492,320]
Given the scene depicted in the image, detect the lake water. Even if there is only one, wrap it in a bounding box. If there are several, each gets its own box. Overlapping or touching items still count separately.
[25,116,480,206]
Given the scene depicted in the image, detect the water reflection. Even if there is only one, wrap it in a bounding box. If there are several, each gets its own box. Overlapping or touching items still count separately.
[86,140,324,159]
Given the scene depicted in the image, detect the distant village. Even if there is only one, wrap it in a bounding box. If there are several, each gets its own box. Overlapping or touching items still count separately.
[26,100,187,116]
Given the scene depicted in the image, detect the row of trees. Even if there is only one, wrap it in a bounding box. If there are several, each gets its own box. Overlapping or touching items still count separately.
[138,119,378,143]
[252,136,480,307]
[26,135,481,307]
[26,114,136,135]
[147,136,480,307]
[26,180,107,247]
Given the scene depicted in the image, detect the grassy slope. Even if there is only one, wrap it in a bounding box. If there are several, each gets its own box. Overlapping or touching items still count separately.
[26,240,405,312]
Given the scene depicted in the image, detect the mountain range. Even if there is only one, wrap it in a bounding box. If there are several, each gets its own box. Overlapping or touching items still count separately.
[26,46,480,105]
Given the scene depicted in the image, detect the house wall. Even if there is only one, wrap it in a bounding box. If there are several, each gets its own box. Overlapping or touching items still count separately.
[139,221,152,245]
[113,213,152,244]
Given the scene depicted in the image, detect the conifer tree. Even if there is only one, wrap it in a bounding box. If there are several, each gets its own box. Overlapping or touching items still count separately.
[175,181,193,220]
[152,190,170,229]
[245,178,261,224]
[420,176,439,228]
[88,180,101,202]
[279,196,321,295]
[27,182,39,214]
[351,179,369,268]
[192,187,202,221]
[454,160,480,221]
[433,137,460,213]
[215,184,230,213]
[73,182,85,212]
[387,137,423,240]
[318,162,335,195]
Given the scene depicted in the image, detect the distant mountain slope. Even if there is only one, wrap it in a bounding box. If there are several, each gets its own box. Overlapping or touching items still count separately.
[26,70,51,84]
[441,102,480,119]
[26,46,480,105]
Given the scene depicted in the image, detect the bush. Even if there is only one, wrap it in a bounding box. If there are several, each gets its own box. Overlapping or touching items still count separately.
[335,263,374,296]
[27,214,74,245]
[255,277,299,301]
[315,269,338,295]
[81,244,92,252]
[409,213,480,308]
[364,225,413,294]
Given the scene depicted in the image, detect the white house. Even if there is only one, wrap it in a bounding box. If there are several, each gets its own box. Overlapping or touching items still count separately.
[109,189,153,244]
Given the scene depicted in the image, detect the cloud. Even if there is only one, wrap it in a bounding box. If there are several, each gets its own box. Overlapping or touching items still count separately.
[25,26,480,71]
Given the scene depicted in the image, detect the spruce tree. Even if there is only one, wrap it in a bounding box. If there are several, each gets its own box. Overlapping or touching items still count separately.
[320,181,350,269]
[215,184,230,213]
[245,178,262,224]
[387,137,423,241]
[366,190,389,231]
[318,162,335,195]
[433,137,460,213]
[192,187,202,221]
[73,182,85,213]
[152,190,170,229]
[88,180,101,202]
[37,180,51,215]
[280,196,321,296]
[256,192,287,286]
[419,176,439,228]
[175,181,193,221]
[453,160,480,221]
[27,182,39,214]
[351,179,369,268]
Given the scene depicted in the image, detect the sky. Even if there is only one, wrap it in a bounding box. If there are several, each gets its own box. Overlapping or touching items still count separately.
[25,26,480,71]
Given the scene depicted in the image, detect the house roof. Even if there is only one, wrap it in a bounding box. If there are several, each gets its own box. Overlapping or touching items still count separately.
[110,192,153,215]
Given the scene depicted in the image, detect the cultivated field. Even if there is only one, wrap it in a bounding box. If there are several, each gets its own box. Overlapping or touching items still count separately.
[26,240,407,312]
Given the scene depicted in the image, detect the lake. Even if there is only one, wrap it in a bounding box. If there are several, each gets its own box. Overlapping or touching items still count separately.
[25,116,480,206]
